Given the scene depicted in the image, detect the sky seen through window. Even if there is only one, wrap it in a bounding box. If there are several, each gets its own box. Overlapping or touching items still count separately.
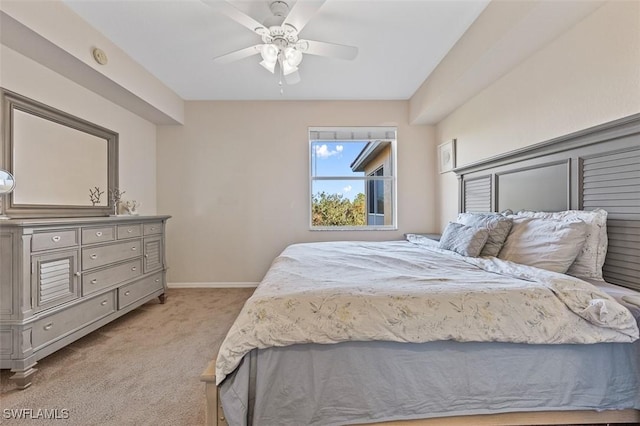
[311,141,367,201]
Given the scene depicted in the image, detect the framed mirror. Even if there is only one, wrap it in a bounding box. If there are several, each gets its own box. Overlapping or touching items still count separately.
[1,88,118,218]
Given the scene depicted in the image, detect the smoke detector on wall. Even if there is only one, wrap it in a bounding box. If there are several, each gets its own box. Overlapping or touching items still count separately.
[92,47,108,65]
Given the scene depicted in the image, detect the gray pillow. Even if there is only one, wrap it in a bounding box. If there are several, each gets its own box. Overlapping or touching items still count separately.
[457,212,513,257]
[438,222,489,257]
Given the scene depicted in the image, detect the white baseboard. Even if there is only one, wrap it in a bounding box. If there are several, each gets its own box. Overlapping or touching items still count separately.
[167,282,259,289]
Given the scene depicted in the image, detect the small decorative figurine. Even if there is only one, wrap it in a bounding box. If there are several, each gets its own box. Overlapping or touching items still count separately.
[89,186,104,206]
[122,200,140,215]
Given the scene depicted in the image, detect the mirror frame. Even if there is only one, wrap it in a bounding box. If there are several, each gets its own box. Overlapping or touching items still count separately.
[1,88,118,218]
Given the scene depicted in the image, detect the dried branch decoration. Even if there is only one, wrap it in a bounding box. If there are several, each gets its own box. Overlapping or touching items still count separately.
[109,188,126,205]
[89,186,104,206]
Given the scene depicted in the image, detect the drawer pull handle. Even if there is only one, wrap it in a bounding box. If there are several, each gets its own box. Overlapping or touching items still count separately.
[144,254,149,258]
[90,254,98,260]
[75,271,81,277]
[51,236,61,243]
[155,278,160,283]
[131,247,137,251]
[43,323,53,331]
[131,266,137,271]
[91,279,98,284]
[127,229,133,233]
[150,227,156,231]
[96,231,103,237]
[124,291,131,296]
[101,300,108,306]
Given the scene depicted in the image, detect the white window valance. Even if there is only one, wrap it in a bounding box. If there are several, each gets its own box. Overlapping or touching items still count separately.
[309,127,396,141]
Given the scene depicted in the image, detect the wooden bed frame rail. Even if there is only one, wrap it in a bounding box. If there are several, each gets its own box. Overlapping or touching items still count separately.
[201,359,227,426]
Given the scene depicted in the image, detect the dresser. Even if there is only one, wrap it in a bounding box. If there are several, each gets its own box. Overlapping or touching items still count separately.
[0,215,170,389]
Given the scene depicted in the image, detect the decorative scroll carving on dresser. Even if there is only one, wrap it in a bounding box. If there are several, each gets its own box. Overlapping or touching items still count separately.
[0,215,170,389]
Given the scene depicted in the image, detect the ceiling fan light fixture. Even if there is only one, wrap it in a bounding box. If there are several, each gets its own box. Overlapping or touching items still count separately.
[284,46,303,67]
[260,43,279,63]
[260,59,277,74]
[208,0,358,88]
[282,61,298,76]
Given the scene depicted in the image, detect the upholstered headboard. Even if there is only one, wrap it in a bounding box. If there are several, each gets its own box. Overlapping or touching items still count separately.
[455,114,640,292]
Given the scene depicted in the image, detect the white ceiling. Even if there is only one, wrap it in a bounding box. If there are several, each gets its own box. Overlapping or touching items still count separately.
[62,0,489,101]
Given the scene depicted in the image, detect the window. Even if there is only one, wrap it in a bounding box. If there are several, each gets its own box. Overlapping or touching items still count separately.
[309,127,397,230]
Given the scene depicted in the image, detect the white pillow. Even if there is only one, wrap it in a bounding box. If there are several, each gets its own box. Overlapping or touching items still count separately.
[515,209,607,280]
[498,217,589,274]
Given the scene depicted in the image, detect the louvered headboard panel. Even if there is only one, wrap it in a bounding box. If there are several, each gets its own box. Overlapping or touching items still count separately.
[581,148,640,219]
[463,176,492,212]
[582,147,640,289]
[455,114,640,292]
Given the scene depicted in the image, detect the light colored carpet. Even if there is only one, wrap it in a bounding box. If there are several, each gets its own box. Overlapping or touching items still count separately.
[0,288,253,426]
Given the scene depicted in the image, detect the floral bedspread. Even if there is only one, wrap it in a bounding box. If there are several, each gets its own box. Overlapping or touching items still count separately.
[215,240,639,384]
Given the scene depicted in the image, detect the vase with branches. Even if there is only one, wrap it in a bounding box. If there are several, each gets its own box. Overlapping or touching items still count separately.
[109,188,126,215]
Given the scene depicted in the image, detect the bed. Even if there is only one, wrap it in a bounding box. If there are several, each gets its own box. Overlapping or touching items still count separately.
[202,113,640,426]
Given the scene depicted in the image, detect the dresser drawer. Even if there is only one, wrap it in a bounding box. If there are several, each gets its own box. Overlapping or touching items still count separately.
[32,229,78,252]
[117,224,142,239]
[118,273,163,310]
[82,226,115,245]
[143,222,163,236]
[82,239,141,270]
[32,292,116,350]
[82,259,142,296]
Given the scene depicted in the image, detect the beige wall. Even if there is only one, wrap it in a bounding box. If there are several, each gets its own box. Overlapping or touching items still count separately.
[157,101,434,284]
[434,0,640,228]
[0,45,158,214]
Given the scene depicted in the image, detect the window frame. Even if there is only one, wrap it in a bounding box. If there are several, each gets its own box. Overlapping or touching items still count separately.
[309,127,398,231]
[367,166,385,225]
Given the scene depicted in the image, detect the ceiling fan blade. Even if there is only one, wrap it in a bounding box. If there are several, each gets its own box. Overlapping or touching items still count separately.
[285,70,301,85]
[282,0,326,33]
[202,0,266,34]
[213,45,262,64]
[300,39,358,60]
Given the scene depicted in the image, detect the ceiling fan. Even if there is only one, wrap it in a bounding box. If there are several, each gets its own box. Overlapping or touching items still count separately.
[204,0,358,87]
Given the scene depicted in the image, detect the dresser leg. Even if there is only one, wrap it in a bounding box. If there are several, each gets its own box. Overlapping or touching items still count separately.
[10,365,38,390]
[158,293,166,304]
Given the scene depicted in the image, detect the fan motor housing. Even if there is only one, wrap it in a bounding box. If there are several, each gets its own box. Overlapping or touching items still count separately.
[263,1,290,27]
[262,25,298,47]
[270,1,289,17]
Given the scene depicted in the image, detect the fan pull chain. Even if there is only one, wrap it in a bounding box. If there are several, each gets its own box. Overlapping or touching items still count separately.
[278,63,284,95]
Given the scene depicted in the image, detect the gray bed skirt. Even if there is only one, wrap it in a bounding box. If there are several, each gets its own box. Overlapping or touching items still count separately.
[220,338,640,426]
